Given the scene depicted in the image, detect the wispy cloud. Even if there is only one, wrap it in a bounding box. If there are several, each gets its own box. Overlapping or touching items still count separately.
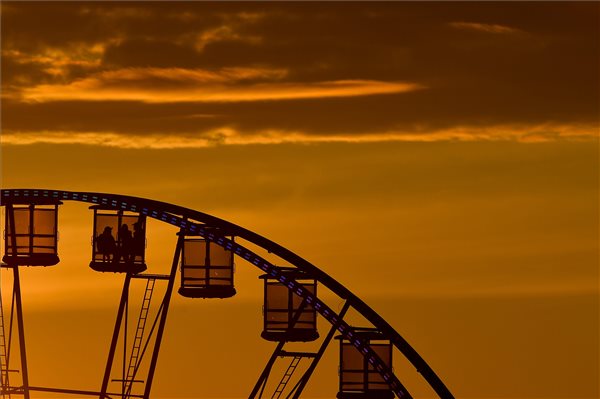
[449,21,523,35]
[3,45,106,77]
[195,25,263,51]
[17,67,422,103]
[195,12,266,51]
[2,124,595,149]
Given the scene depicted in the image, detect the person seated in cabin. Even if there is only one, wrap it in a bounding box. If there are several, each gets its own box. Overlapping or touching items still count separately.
[115,224,134,264]
[132,221,145,261]
[97,226,116,262]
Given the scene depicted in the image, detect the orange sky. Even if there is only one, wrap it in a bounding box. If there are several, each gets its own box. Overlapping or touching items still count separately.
[1,2,598,398]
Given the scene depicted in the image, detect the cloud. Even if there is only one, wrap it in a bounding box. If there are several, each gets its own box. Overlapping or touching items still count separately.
[2,3,598,145]
[195,25,262,51]
[2,124,595,149]
[3,45,106,77]
[17,67,422,103]
[449,21,523,34]
[194,12,266,51]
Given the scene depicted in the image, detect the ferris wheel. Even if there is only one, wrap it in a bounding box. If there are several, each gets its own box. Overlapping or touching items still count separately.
[0,189,454,399]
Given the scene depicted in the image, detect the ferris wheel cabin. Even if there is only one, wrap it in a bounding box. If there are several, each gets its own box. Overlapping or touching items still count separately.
[2,198,62,267]
[89,206,147,274]
[336,329,394,399]
[260,268,319,342]
[178,233,236,298]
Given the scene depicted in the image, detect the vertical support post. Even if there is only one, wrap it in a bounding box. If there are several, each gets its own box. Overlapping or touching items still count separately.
[100,274,131,399]
[291,300,351,399]
[12,267,29,399]
[142,233,183,399]
[122,297,128,399]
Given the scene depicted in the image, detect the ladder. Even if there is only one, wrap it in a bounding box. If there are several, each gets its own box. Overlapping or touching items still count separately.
[0,281,10,399]
[271,356,302,399]
[124,278,156,396]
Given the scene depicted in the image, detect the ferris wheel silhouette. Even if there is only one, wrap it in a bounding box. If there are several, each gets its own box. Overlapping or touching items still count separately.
[0,189,454,399]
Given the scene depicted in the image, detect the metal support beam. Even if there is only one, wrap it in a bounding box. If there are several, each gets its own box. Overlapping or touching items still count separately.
[100,274,131,399]
[291,300,351,399]
[131,274,171,281]
[29,385,144,398]
[12,266,29,399]
[122,290,128,399]
[142,233,183,399]
[279,351,316,358]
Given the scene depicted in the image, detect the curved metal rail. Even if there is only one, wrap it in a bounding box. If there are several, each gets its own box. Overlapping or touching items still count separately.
[0,188,454,398]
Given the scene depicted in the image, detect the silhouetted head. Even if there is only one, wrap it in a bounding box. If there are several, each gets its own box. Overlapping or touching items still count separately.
[103,226,112,234]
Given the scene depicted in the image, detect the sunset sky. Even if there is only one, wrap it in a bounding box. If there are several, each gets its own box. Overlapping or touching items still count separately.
[1,2,598,399]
